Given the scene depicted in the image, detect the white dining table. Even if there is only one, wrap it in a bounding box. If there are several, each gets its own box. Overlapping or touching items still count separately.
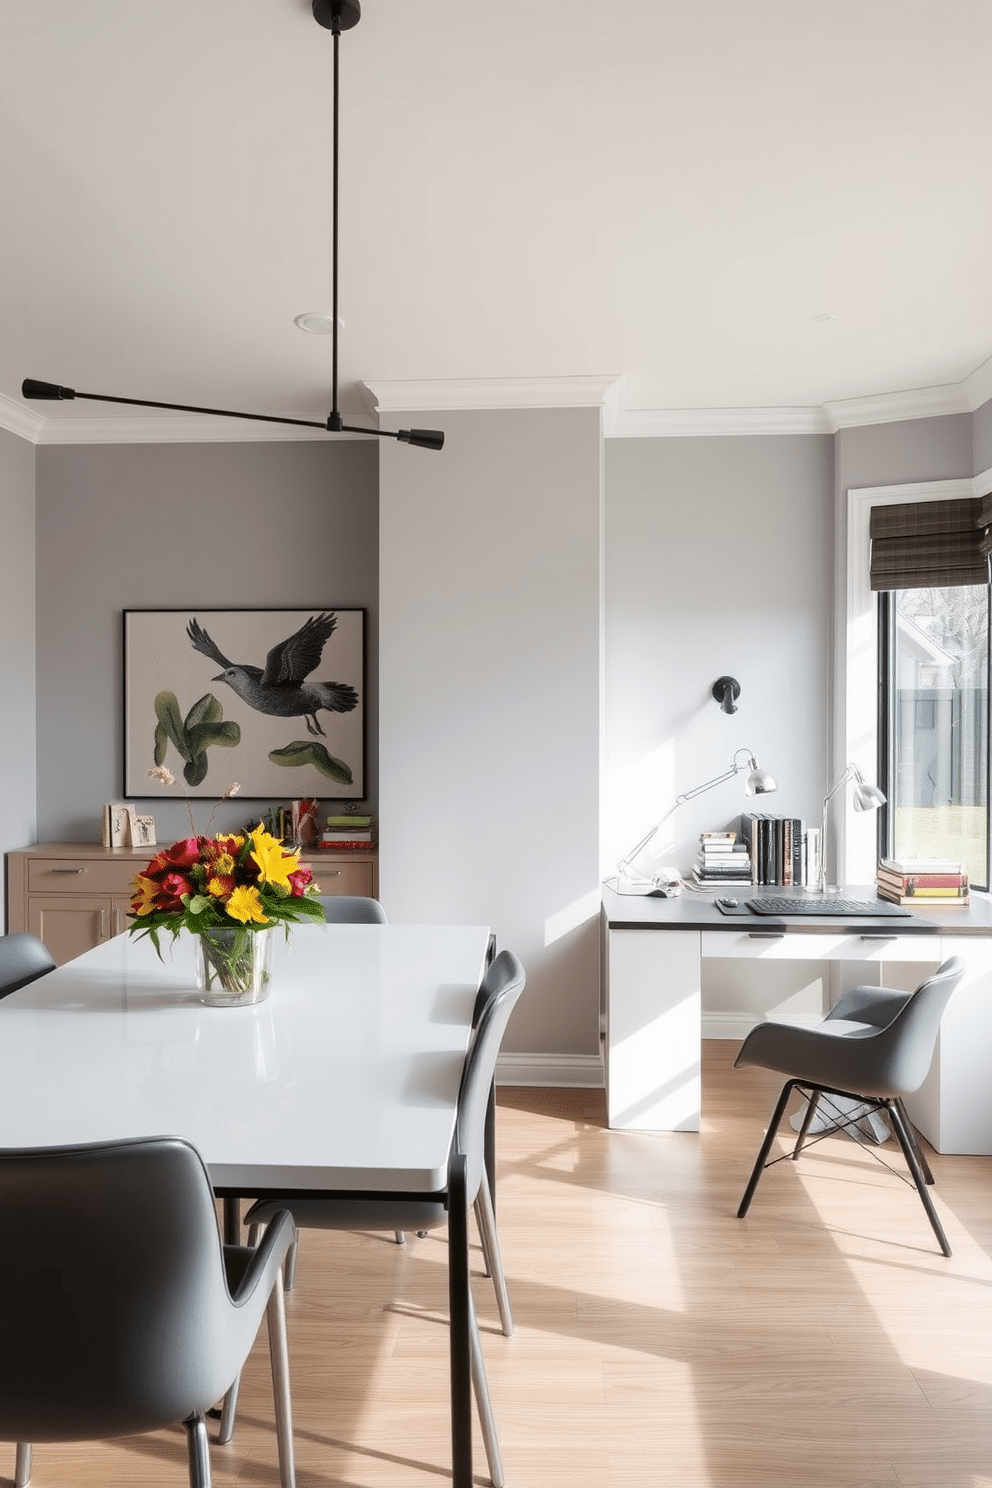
[0,920,492,1487]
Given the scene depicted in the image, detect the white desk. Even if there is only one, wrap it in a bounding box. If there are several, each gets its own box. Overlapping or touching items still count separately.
[602,885,992,1153]
[0,922,491,1487]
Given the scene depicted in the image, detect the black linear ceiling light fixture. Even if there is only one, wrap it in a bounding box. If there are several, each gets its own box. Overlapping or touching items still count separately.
[22,0,444,452]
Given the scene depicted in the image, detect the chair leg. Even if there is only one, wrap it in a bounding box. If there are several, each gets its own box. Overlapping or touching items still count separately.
[886,1100,952,1257]
[266,1273,297,1488]
[469,1293,505,1488]
[792,1087,821,1159]
[283,1236,299,1291]
[183,1414,213,1488]
[217,1374,240,1445]
[394,1230,407,1244]
[14,1443,32,1488]
[895,1097,935,1184]
[474,1175,513,1337]
[737,1080,799,1218]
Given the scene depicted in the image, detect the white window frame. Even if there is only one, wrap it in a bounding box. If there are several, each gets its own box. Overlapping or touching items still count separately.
[845,469,992,886]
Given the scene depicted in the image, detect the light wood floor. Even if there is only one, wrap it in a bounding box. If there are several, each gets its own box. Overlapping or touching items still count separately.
[13,1043,992,1488]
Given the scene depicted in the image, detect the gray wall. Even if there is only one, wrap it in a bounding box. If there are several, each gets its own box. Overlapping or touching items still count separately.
[34,439,378,845]
[378,408,603,1062]
[974,397,992,476]
[605,434,836,1031]
[835,412,974,494]
[0,427,38,871]
[605,435,834,868]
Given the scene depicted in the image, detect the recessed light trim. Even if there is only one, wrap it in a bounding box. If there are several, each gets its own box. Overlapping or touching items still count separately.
[294,311,340,334]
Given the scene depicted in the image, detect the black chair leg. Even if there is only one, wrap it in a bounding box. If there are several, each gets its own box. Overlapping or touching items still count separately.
[887,1100,952,1257]
[792,1086,821,1159]
[894,1097,935,1184]
[738,1079,799,1218]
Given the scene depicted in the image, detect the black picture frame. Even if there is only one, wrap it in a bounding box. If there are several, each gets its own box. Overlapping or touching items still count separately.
[123,608,366,799]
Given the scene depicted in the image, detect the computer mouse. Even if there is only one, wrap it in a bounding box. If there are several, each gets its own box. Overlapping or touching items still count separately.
[717,897,738,908]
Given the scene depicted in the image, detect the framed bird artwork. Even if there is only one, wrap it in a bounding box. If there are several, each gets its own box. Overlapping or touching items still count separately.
[123,609,366,799]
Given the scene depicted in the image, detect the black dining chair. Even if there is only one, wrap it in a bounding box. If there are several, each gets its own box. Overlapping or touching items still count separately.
[0,933,55,999]
[734,956,965,1255]
[236,948,527,1488]
[0,1135,297,1488]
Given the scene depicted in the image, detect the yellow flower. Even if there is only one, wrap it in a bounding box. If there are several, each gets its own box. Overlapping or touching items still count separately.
[213,852,235,876]
[131,874,159,916]
[207,875,231,899]
[226,885,269,924]
[249,824,298,891]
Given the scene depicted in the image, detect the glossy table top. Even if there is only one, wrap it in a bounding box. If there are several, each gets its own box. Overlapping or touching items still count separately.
[0,922,491,1192]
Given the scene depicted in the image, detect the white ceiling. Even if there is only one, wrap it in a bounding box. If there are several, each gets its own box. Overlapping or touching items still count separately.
[3,0,992,442]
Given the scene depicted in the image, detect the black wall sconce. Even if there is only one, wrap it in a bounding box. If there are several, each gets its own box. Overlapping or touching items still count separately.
[712,676,741,714]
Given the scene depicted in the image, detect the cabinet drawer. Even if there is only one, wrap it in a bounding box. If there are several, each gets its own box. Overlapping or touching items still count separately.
[27,858,140,896]
[308,857,375,897]
[702,930,943,963]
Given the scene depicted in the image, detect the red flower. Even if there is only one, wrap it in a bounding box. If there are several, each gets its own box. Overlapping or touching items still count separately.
[156,870,193,909]
[146,837,201,876]
[288,865,313,897]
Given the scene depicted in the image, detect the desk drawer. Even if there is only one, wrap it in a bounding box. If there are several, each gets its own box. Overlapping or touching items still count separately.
[702,930,943,962]
[27,858,139,896]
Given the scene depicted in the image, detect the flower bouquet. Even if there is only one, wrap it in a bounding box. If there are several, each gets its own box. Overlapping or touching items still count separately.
[128,822,326,1003]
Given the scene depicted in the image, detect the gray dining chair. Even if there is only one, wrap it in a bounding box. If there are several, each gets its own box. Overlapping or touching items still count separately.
[0,933,55,999]
[734,956,965,1256]
[317,894,387,922]
[0,1135,297,1488]
[239,948,526,1488]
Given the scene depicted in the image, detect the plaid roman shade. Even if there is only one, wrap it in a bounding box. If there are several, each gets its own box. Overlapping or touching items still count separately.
[869,496,992,590]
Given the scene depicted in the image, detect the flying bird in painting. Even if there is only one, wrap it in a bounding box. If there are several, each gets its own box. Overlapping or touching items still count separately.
[187,613,358,737]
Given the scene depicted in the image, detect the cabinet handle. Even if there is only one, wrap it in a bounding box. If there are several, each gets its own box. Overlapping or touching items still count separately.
[324,870,342,878]
[51,867,86,874]
[748,932,786,940]
[860,934,897,942]
[99,908,106,938]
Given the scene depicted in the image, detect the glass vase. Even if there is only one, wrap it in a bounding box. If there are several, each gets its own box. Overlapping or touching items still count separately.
[194,926,273,1006]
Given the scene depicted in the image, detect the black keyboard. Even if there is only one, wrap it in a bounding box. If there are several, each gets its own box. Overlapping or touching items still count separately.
[746,895,915,918]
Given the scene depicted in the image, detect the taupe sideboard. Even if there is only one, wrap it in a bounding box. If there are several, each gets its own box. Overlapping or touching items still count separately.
[6,842,378,965]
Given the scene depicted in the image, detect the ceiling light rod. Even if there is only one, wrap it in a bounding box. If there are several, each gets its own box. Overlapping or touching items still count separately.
[18,380,440,446]
[20,0,444,452]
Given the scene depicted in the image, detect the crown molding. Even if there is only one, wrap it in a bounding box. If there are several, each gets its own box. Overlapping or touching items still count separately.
[7,364,992,445]
[0,392,45,443]
[964,352,992,412]
[363,374,622,415]
[607,404,831,437]
[822,382,970,432]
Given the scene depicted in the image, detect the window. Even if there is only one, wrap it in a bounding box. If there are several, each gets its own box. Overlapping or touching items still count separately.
[878,583,990,889]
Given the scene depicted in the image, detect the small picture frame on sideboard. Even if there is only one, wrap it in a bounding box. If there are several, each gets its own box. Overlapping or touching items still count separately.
[127,812,157,849]
[103,803,135,849]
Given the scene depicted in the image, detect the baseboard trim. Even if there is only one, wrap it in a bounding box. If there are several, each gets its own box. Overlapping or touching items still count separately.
[496,1053,604,1088]
[496,1018,823,1086]
[702,1011,822,1040]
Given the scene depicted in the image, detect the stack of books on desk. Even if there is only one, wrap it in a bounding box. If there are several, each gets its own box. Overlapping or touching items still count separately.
[691,831,753,887]
[876,857,969,905]
[318,815,377,852]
